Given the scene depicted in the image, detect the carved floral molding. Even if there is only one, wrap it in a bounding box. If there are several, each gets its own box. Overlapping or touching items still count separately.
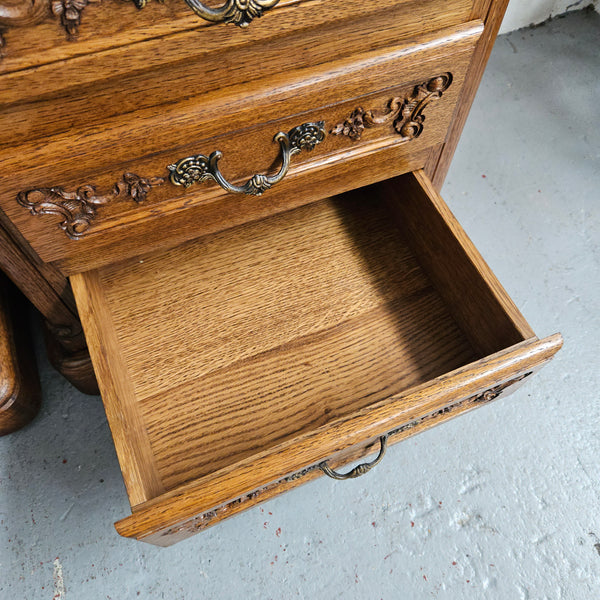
[331,74,453,142]
[17,173,164,240]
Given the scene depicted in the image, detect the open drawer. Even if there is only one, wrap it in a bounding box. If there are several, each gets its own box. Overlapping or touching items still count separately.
[70,170,562,546]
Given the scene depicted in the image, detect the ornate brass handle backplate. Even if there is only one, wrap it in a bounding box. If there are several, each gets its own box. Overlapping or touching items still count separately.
[0,0,281,55]
[168,121,326,196]
[173,0,280,28]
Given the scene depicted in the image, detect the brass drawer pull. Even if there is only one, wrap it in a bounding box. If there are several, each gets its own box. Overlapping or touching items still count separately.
[168,121,326,197]
[319,435,388,480]
[180,0,280,27]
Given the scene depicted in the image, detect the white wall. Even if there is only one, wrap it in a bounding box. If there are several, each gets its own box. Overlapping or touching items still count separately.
[500,0,600,32]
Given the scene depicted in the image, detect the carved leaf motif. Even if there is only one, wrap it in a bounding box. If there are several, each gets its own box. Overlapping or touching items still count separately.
[331,74,453,142]
[17,172,164,240]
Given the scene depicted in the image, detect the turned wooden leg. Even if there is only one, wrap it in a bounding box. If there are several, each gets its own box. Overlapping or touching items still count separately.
[42,320,99,396]
[0,223,98,395]
[0,275,41,435]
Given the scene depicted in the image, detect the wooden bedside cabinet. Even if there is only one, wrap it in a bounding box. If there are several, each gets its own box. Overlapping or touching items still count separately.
[0,0,562,545]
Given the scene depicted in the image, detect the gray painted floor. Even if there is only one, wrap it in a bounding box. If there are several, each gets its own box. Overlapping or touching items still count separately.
[1,9,599,599]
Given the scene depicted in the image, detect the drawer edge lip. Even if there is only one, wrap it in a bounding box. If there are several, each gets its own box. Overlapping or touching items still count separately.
[115,332,563,541]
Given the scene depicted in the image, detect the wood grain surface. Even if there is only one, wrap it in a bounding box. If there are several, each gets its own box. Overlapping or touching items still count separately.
[0,0,474,145]
[117,334,561,545]
[0,0,472,86]
[0,0,563,545]
[376,170,535,354]
[132,368,547,546]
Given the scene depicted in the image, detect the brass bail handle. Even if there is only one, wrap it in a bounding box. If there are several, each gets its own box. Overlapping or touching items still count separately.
[319,436,388,481]
[168,121,326,197]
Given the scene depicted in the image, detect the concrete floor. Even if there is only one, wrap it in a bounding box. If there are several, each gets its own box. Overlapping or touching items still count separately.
[1,9,599,599]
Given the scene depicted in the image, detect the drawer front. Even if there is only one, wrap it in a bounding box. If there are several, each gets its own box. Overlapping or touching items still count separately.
[123,371,539,546]
[0,0,476,143]
[2,22,482,274]
[0,0,476,94]
[70,170,561,546]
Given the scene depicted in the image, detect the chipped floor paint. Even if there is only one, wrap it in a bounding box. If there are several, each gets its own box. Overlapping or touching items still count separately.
[53,558,65,599]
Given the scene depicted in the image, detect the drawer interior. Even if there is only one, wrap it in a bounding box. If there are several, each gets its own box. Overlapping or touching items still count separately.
[71,171,560,543]
[89,184,480,492]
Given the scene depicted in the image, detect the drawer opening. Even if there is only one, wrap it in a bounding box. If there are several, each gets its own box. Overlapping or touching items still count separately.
[126,187,481,492]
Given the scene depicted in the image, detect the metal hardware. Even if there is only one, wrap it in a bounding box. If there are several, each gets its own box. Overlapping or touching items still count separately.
[168,121,326,196]
[319,436,388,480]
[133,0,281,27]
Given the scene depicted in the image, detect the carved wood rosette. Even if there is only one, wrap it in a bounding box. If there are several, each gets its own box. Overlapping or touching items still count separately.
[331,74,453,142]
[17,173,164,240]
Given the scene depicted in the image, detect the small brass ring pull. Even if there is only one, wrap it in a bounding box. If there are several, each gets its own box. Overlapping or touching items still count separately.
[168,121,326,196]
[319,436,388,481]
[182,0,280,27]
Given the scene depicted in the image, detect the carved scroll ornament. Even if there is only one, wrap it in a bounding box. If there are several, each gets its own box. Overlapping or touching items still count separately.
[17,173,164,240]
[331,74,453,142]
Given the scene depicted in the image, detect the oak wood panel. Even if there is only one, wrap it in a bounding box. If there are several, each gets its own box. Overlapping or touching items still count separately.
[376,170,535,355]
[0,0,301,75]
[72,192,480,502]
[2,21,483,272]
[0,273,41,435]
[116,334,562,544]
[71,171,562,542]
[56,145,433,275]
[70,271,165,505]
[1,22,480,192]
[0,0,474,145]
